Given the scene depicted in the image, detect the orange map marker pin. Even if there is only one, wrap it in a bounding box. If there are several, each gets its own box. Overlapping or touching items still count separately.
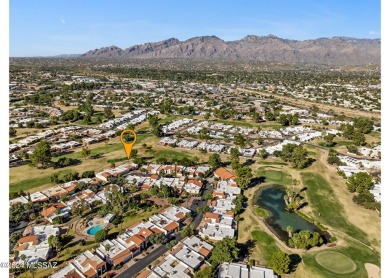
[120,129,137,160]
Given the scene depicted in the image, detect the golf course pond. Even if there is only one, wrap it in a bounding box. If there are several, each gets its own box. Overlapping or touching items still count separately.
[254,185,328,242]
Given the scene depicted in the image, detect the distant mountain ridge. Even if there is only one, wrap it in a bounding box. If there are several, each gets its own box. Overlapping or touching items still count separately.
[81,34,381,65]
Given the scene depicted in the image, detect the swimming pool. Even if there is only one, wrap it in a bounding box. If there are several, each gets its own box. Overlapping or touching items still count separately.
[89,221,94,226]
[87,225,103,235]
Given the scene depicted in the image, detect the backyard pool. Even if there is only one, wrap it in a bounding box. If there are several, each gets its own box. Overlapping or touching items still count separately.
[87,225,103,235]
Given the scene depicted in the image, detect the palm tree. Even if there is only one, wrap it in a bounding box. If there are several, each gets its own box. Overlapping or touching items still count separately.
[287,226,294,238]
[104,244,111,252]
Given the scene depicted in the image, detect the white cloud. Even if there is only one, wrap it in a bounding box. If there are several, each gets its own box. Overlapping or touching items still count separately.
[60,18,66,24]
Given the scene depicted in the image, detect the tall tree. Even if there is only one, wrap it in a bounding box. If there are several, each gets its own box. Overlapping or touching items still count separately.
[104,107,115,119]
[209,238,239,267]
[30,140,52,168]
[208,153,221,169]
[236,166,253,189]
[268,252,291,275]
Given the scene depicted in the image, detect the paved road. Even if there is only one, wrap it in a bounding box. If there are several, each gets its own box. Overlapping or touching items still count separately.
[116,244,167,278]
[117,180,212,277]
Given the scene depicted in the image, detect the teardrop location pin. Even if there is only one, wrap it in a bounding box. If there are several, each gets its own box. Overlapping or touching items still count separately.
[120,129,137,160]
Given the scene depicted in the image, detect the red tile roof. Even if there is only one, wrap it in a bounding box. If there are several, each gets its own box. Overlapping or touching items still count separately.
[163,221,179,232]
[214,168,236,180]
[41,203,67,218]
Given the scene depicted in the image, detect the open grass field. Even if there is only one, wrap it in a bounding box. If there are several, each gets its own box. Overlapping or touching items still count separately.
[315,251,356,274]
[152,149,198,163]
[256,166,293,186]
[10,135,153,193]
[158,114,186,124]
[251,229,281,262]
[300,172,370,246]
[258,160,288,166]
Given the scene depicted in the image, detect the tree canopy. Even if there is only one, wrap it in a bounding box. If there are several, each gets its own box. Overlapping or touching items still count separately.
[268,252,291,275]
[209,237,239,267]
[235,166,253,189]
[30,140,52,168]
[280,144,309,169]
[347,172,373,193]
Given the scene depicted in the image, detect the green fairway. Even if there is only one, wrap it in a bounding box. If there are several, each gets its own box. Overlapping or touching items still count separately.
[256,167,292,186]
[10,176,53,193]
[9,170,76,193]
[159,115,186,124]
[52,134,152,161]
[10,135,153,192]
[303,244,380,278]
[251,230,280,261]
[300,172,370,246]
[153,149,197,163]
[315,251,356,274]
[258,161,288,166]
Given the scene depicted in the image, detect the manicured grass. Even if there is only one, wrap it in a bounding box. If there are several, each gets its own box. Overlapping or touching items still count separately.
[254,207,269,218]
[152,149,197,163]
[256,167,292,186]
[53,134,152,161]
[10,169,78,193]
[315,251,356,274]
[303,244,380,278]
[300,172,370,246]
[10,175,53,193]
[10,135,153,192]
[258,161,288,166]
[334,140,354,147]
[251,230,280,262]
[159,115,186,124]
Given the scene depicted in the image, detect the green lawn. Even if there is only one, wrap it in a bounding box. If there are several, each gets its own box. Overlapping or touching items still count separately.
[334,140,354,147]
[10,175,53,193]
[10,135,153,192]
[159,115,186,124]
[302,244,380,278]
[256,167,293,186]
[251,229,281,262]
[53,134,152,161]
[258,161,288,166]
[152,149,198,163]
[9,169,79,193]
[254,207,269,218]
[315,251,356,274]
[300,172,370,246]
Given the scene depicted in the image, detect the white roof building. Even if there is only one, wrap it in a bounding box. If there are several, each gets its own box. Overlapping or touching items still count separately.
[218,263,277,278]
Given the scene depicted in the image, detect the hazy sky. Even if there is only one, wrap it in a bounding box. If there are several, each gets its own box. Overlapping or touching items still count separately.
[10,0,381,57]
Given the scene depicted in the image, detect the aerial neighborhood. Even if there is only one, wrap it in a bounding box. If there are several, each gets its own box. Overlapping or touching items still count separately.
[8,43,381,277]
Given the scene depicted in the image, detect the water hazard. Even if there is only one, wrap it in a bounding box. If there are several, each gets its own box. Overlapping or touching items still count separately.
[254,185,323,242]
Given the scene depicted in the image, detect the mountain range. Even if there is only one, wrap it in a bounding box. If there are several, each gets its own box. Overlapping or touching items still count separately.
[81,35,380,65]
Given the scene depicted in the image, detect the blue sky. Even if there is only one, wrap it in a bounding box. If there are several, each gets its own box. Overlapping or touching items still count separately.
[10,0,381,57]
